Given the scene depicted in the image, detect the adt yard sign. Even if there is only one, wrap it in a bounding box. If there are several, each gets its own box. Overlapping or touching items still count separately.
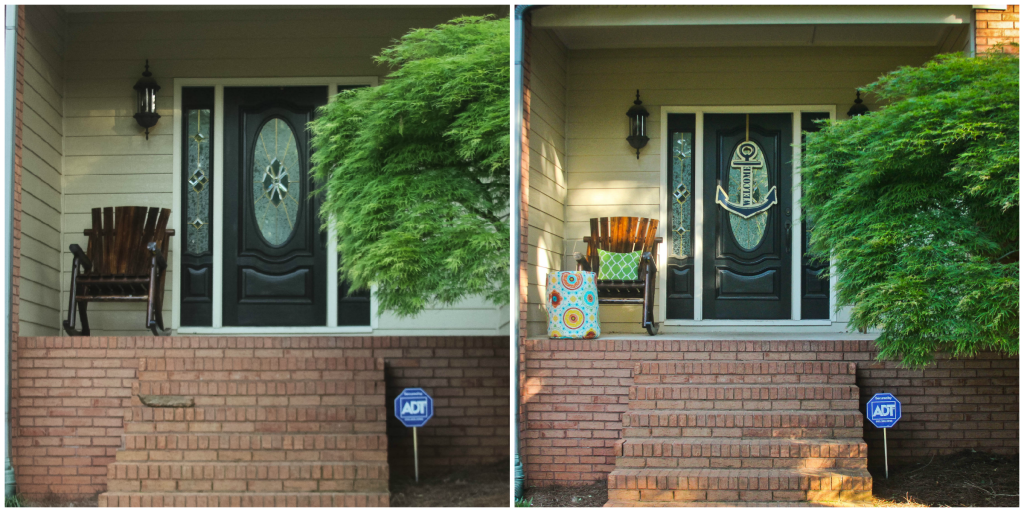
[866,392,901,479]
[866,392,901,428]
[395,388,433,427]
[395,388,433,482]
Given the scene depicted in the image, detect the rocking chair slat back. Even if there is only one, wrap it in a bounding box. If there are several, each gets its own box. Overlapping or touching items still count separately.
[84,207,172,277]
[586,216,660,276]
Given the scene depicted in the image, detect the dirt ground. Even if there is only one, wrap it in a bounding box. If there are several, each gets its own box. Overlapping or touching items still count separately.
[389,458,510,507]
[521,450,1019,508]
[10,460,510,508]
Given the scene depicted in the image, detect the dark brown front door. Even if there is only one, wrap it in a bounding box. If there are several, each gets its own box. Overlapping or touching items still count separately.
[702,113,792,319]
[222,86,327,326]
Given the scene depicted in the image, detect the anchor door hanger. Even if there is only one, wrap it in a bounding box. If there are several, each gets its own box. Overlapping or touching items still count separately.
[715,117,777,251]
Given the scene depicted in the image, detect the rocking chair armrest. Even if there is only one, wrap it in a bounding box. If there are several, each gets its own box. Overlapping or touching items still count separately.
[573,252,592,272]
[147,242,168,271]
[69,244,92,273]
[639,251,657,279]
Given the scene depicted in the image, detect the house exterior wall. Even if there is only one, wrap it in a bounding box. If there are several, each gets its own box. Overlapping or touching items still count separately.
[525,27,568,337]
[12,335,508,498]
[976,5,1020,54]
[19,6,66,337]
[52,6,508,336]
[520,339,1018,486]
[560,45,938,333]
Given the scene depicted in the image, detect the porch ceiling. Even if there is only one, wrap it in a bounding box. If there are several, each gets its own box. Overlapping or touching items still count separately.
[534,5,973,50]
[60,3,503,13]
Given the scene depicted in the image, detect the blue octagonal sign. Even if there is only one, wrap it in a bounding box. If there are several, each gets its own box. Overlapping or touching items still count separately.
[866,392,901,428]
[395,388,433,428]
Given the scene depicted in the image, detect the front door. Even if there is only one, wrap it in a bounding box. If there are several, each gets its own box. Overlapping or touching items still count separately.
[702,113,792,319]
[222,86,327,326]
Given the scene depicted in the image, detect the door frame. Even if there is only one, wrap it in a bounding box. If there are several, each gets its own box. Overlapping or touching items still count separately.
[658,105,837,325]
[171,76,378,334]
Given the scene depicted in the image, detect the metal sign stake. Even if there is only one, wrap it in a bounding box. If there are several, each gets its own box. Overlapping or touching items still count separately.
[413,426,419,483]
[883,427,888,479]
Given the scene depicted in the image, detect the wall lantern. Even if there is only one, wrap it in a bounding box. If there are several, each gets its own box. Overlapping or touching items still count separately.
[626,89,650,159]
[847,89,869,117]
[133,59,161,139]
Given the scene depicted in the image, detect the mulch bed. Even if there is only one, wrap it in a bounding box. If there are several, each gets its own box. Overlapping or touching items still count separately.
[389,458,509,507]
[870,450,1019,507]
[520,450,1019,508]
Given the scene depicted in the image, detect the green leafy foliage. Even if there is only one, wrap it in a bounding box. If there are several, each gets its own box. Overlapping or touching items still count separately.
[801,52,1018,366]
[310,16,510,316]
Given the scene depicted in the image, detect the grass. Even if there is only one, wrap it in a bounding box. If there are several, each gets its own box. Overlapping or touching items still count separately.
[3,493,24,509]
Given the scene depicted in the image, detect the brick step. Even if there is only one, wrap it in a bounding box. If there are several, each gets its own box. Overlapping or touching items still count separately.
[140,357,384,373]
[118,433,386,463]
[635,361,857,376]
[615,437,868,469]
[602,500,861,507]
[628,398,859,411]
[138,380,384,397]
[622,410,862,439]
[98,491,389,507]
[127,405,386,424]
[106,461,388,493]
[630,384,859,402]
[607,467,872,503]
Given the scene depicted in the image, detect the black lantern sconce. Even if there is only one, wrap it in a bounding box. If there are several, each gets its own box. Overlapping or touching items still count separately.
[133,60,161,139]
[847,89,869,117]
[626,89,650,159]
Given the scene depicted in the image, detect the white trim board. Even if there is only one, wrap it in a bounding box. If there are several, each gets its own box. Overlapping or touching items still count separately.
[171,76,378,333]
[658,105,837,325]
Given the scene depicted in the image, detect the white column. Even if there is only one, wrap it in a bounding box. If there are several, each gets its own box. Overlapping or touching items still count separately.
[791,111,802,321]
[693,111,704,321]
[3,3,20,499]
[326,84,339,327]
[212,85,224,328]
[171,81,183,329]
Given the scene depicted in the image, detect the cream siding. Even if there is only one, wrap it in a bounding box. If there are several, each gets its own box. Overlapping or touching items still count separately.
[526,28,569,336]
[563,45,938,333]
[59,6,508,336]
[19,6,66,336]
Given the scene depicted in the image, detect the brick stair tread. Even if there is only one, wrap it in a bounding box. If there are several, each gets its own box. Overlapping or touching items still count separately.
[137,381,384,396]
[615,438,868,469]
[140,357,384,371]
[98,491,389,507]
[634,362,857,376]
[608,467,872,490]
[603,500,871,507]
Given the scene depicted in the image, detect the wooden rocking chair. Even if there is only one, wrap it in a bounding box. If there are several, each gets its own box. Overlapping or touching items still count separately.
[64,206,175,337]
[573,217,663,335]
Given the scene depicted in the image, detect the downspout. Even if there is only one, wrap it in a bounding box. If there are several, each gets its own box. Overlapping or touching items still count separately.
[512,4,533,501]
[4,4,18,500]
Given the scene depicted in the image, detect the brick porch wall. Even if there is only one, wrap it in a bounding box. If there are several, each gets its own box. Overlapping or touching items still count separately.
[12,336,509,498]
[520,339,1018,486]
[976,5,1019,54]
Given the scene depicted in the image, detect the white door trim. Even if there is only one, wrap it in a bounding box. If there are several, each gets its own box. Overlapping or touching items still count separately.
[171,76,378,333]
[658,105,837,326]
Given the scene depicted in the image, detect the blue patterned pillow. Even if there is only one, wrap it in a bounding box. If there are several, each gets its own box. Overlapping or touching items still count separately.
[598,249,641,280]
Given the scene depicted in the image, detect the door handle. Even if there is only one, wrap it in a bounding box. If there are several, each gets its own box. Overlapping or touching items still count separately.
[785,222,791,252]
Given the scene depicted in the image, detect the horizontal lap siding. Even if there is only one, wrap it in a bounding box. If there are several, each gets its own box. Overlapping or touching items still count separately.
[564,46,936,333]
[61,6,509,336]
[527,28,569,337]
[13,335,509,497]
[19,6,66,336]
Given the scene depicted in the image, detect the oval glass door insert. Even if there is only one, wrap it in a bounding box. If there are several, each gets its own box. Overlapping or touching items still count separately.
[252,118,301,246]
[714,140,778,250]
